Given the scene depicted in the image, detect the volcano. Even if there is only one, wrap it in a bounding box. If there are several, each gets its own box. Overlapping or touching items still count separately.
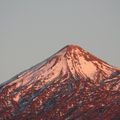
[0,45,120,120]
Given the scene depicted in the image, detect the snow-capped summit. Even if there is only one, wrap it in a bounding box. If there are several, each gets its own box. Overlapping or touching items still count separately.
[0,44,120,120]
[63,44,117,80]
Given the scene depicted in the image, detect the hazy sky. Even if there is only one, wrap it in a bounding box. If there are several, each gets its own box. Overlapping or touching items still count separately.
[0,0,120,83]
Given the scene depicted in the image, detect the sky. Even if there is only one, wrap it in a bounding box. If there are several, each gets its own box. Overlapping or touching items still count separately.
[0,0,120,83]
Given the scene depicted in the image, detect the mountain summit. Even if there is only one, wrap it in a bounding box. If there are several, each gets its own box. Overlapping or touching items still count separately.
[0,45,120,120]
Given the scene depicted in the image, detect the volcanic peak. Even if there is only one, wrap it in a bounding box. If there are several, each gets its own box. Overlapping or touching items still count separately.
[0,44,120,120]
[65,44,82,50]
[59,44,84,53]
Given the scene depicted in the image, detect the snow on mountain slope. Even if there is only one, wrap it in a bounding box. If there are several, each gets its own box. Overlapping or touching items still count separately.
[0,45,120,120]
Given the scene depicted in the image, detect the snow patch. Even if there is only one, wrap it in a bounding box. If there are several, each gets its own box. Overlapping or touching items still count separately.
[79,57,97,79]
[13,92,21,102]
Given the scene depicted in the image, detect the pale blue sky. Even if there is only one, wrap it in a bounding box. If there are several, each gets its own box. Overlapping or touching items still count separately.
[0,0,120,83]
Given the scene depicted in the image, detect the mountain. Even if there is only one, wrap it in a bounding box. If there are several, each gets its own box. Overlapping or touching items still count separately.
[0,45,120,120]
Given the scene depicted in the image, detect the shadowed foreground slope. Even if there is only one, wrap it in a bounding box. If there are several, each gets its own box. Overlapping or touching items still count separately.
[0,45,120,120]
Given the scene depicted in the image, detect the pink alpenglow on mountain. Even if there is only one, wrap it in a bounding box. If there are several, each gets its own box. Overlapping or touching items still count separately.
[0,45,120,120]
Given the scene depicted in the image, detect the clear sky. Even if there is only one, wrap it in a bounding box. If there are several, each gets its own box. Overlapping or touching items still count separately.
[0,0,120,83]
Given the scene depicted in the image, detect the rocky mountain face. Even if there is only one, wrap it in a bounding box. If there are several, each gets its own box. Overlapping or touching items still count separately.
[0,45,120,120]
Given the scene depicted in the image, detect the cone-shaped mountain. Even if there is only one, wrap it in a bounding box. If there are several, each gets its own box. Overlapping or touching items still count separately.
[0,45,120,120]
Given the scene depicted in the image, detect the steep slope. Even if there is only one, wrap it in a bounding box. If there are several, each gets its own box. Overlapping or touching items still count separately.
[0,45,120,120]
